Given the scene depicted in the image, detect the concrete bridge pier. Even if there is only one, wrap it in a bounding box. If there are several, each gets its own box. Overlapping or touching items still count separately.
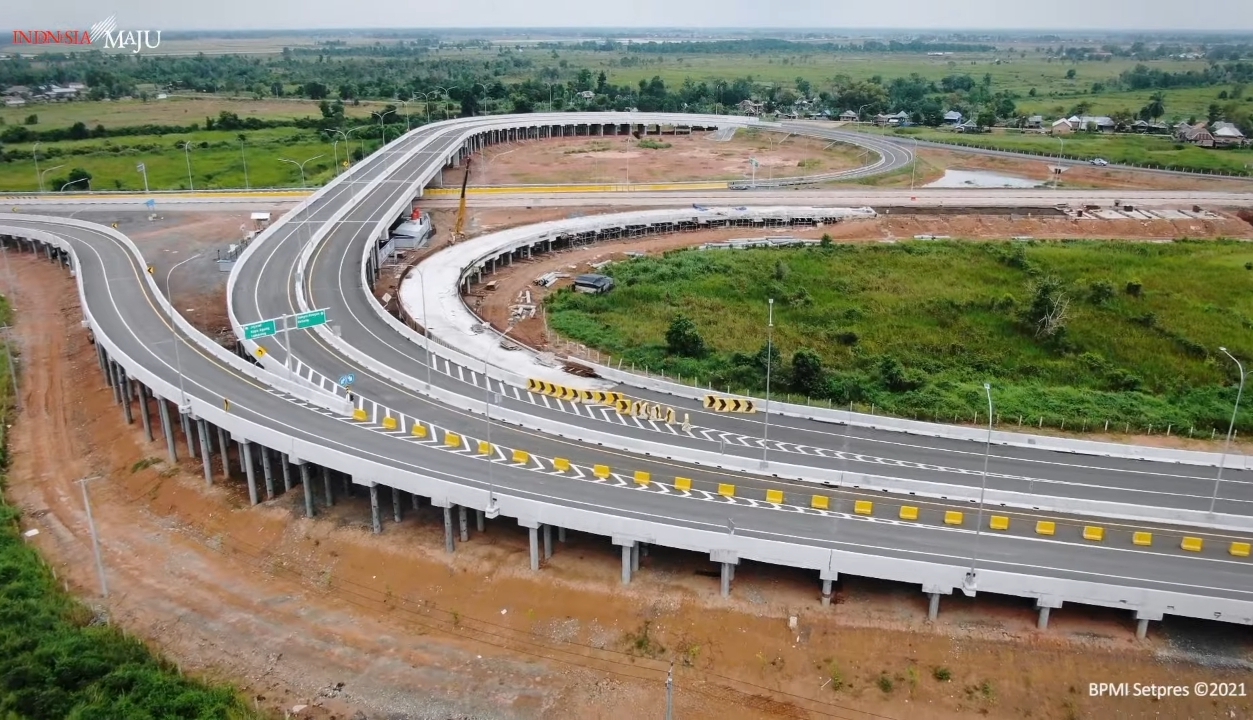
[181,411,195,459]
[260,446,274,500]
[297,461,314,518]
[557,526,566,543]
[1135,610,1162,639]
[216,426,230,479]
[475,509,484,533]
[136,383,152,441]
[442,504,455,553]
[712,550,738,597]
[280,452,292,491]
[120,373,133,424]
[322,466,333,506]
[525,522,540,571]
[157,397,177,463]
[108,361,122,403]
[369,483,382,534]
[241,440,258,506]
[820,569,839,607]
[1036,597,1063,630]
[196,418,213,485]
[458,505,469,542]
[543,524,553,560]
[392,487,403,522]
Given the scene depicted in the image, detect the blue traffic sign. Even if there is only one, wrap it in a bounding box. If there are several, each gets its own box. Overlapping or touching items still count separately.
[339,373,356,387]
[145,199,156,209]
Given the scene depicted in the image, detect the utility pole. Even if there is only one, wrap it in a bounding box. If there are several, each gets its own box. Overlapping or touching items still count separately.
[77,475,107,598]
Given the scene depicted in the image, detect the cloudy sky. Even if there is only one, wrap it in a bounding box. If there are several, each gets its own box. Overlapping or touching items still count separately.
[9,0,1253,32]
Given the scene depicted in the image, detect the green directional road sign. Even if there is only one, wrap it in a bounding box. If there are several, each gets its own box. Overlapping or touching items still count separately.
[295,309,328,329]
[243,319,278,340]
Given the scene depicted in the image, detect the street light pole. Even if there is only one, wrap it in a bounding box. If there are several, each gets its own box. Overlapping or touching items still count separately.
[397,98,410,131]
[240,136,250,190]
[762,298,775,466]
[60,177,90,192]
[182,141,194,191]
[279,154,325,189]
[370,109,394,146]
[483,328,511,518]
[413,264,433,389]
[76,475,107,598]
[1210,347,1246,514]
[910,137,919,190]
[32,141,41,192]
[965,382,994,590]
[40,164,65,191]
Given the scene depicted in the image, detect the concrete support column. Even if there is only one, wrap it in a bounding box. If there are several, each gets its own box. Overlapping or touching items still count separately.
[120,373,134,422]
[528,526,540,571]
[620,543,633,584]
[1037,606,1051,630]
[216,427,230,479]
[928,593,941,621]
[322,466,333,506]
[369,484,382,534]
[630,542,640,573]
[1136,618,1150,639]
[299,463,315,518]
[241,441,258,506]
[412,493,420,510]
[458,505,468,542]
[558,527,566,543]
[475,509,484,532]
[392,487,403,523]
[720,562,733,598]
[158,399,177,463]
[342,471,352,498]
[821,579,834,607]
[280,453,291,491]
[260,447,274,500]
[543,524,553,560]
[96,343,108,375]
[137,384,153,440]
[197,419,213,485]
[442,506,455,553]
[181,412,195,458]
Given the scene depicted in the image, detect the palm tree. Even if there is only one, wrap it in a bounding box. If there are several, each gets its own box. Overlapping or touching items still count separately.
[1146,92,1166,122]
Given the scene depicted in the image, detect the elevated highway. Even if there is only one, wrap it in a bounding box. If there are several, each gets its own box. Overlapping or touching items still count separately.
[4,112,1251,636]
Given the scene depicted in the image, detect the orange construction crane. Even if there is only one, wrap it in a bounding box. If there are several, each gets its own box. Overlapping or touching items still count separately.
[452,158,471,243]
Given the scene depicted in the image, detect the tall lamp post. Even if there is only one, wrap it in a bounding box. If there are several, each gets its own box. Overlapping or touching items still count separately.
[165,253,202,412]
[346,124,371,162]
[76,475,107,598]
[397,97,411,131]
[857,102,872,125]
[60,177,90,192]
[1210,347,1246,514]
[239,134,250,190]
[1052,137,1065,190]
[761,298,775,467]
[182,141,195,191]
[411,264,433,389]
[39,164,65,192]
[482,327,513,519]
[279,154,325,189]
[370,109,394,146]
[32,141,42,192]
[965,382,994,590]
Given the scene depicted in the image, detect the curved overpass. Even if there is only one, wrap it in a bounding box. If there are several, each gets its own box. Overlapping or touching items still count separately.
[1,112,1248,635]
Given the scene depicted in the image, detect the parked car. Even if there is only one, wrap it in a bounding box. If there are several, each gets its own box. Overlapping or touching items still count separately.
[1090,158,1109,166]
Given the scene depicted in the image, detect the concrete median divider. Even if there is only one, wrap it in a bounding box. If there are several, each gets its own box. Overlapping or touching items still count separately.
[1182,536,1204,552]
[479,440,491,455]
[1231,542,1251,557]
[899,506,919,521]
[854,500,873,516]
[445,432,462,449]
[718,483,736,498]
[423,181,730,196]
[352,408,368,422]
[1036,521,1056,536]
[512,449,530,464]
[411,423,429,438]
[1083,526,1106,542]
[765,489,784,504]
[382,416,398,430]
[1133,531,1153,546]
[593,464,611,479]
[634,471,651,486]
[811,495,829,510]
[944,510,964,526]
[675,477,692,492]
[990,516,1010,531]
[554,457,571,472]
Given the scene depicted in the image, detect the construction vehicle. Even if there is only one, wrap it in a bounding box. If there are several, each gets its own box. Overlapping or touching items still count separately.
[451,157,471,243]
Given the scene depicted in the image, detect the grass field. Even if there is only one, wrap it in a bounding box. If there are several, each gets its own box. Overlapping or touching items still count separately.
[862,126,1253,175]
[0,126,372,191]
[548,240,1253,434]
[0,95,383,129]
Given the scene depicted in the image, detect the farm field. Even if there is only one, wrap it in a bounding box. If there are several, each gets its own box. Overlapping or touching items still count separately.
[0,127,361,191]
[547,239,1253,434]
[860,126,1253,175]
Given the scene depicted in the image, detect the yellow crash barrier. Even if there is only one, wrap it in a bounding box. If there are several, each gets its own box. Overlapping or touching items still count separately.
[765,489,784,504]
[593,464,611,479]
[381,416,398,430]
[411,423,428,439]
[1132,531,1153,546]
[899,506,919,521]
[1230,542,1251,558]
[512,449,530,464]
[674,477,692,492]
[1035,521,1056,536]
[352,408,368,422]
[717,483,736,498]
[553,457,571,472]
[558,386,579,402]
[1083,526,1105,542]
[1181,536,1204,552]
[854,500,873,516]
[444,432,462,449]
[478,440,491,456]
[634,471,651,486]
[811,495,830,510]
[989,515,1010,531]
[944,510,964,526]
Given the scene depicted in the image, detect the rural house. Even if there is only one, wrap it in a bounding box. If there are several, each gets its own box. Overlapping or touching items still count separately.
[737,99,764,115]
[1051,118,1074,134]
[1024,115,1044,129]
[943,110,963,125]
[839,110,858,122]
[1211,121,1247,146]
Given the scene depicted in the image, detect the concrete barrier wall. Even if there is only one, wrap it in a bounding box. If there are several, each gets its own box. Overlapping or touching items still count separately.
[9,219,1253,628]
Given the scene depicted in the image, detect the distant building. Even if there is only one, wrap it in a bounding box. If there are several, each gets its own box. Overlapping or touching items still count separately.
[943,110,963,125]
[1068,115,1115,132]
[573,274,615,294]
[1211,121,1246,146]
[839,110,858,122]
[1051,118,1075,135]
[577,90,595,100]
[1024,115,1044,129]
[3,97,25,107]
[737,99,763,115]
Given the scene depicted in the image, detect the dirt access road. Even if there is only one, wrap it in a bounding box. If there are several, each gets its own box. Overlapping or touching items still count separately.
[5,241,1252,719]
